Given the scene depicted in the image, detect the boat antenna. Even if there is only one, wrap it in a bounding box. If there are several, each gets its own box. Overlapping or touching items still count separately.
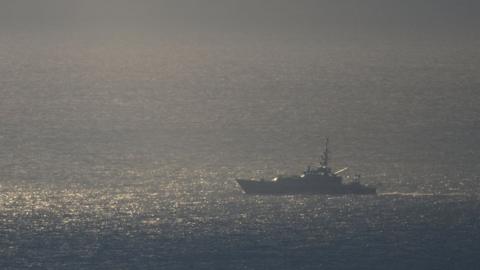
[321,137,329,167]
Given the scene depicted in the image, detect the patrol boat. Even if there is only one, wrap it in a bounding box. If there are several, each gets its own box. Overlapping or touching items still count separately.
[236,139,376,195]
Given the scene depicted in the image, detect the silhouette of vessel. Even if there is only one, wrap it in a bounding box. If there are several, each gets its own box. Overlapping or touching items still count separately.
[236,139,376,195]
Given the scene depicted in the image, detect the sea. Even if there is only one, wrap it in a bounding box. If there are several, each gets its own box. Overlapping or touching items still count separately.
[1,33,480,269]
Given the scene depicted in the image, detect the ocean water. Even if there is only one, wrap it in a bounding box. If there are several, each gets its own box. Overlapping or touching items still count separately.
[1,183,480,269]
[1,35,480,269]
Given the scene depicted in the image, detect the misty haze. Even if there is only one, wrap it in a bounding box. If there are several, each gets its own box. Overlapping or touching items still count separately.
[1,1,479,269]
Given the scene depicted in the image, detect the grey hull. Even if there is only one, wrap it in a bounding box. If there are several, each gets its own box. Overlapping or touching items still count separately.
[236,179,376,195]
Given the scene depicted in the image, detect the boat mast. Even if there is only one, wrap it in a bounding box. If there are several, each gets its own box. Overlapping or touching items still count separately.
[321,138,329,167]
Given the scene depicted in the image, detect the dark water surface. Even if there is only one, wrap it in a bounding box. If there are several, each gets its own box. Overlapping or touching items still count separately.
[1,182,479,269]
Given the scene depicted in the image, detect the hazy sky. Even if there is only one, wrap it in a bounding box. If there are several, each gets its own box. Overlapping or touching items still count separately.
[1,0,479,43]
